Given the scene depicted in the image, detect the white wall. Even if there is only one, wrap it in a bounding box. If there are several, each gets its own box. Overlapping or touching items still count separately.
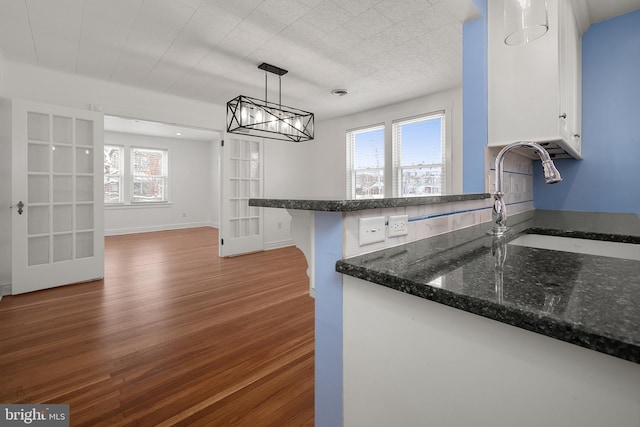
[104,132,217,235]
[0,59,7,292]
[210,141,221,228]
[307,87,464,199]
[261,140,313,249]
[0,99,12,293]
[0,52,5,94]
[0,61,225,131]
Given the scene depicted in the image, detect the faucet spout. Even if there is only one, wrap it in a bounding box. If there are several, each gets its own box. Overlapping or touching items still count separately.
[541,159,562,184]
[489,141,562,236]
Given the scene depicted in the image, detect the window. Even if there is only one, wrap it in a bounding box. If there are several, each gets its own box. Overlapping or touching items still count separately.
[132,148,168,203]
[346,125,385,199]
[393,112,445,196]
[104,146,169,204]
[346,111,447,199]
[104,145,123,203]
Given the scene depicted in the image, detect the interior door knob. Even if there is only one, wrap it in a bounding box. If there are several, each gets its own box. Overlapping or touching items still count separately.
[16,201,24,215]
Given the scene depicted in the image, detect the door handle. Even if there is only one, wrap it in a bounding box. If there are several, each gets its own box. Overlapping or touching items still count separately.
[16,201,24,215]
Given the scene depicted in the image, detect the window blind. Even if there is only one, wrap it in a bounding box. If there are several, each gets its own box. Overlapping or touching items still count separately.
[346,125,385,199]
[392,112,445,197]
[104,145,123,203]
[131,147,168,203]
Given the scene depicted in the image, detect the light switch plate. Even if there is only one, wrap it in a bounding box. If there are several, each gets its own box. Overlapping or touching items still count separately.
[388,214,409,237]
[359,216,386,246]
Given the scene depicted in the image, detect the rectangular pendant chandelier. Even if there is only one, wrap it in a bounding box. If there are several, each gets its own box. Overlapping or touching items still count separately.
[226,63,314,142]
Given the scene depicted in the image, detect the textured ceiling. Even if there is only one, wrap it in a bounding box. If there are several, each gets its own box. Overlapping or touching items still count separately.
[0,0,480,124]
[0,0,637,135]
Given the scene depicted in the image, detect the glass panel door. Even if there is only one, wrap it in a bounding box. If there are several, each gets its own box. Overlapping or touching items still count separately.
[219,134,264,257]
[12,99,104,294]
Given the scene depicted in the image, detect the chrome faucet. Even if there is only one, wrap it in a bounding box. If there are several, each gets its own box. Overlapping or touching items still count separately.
[489,141,562,236]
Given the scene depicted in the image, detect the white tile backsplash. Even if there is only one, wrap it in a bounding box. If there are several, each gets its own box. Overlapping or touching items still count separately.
[486,146,534,214]
[343,197,495,257]
[342,148,535,258]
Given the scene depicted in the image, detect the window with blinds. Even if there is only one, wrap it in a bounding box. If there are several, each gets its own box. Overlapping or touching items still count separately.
[103,146,169,204]
[392,112,445,197]
[132,148,168,203]
[104,145,123,204]
[346,125,385,199]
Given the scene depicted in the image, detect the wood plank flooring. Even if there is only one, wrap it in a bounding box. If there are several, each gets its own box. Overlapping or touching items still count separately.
[0,227,315,426]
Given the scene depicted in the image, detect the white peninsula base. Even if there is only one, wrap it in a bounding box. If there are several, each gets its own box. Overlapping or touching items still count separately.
[343,276,640,427]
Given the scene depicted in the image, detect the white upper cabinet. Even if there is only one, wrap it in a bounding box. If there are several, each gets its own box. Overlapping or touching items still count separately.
[488,0,586,159]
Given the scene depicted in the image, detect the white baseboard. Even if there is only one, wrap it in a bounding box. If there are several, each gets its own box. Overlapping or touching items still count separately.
[264,238,295,251]
[0,282,11,298]
[105,221,212,236]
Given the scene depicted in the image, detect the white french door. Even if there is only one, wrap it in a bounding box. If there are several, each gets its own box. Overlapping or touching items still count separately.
[11,99,104,294]
[219,134,264,257]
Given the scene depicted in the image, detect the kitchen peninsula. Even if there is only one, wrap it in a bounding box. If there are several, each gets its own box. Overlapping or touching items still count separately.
[250,195,640,427]
[251,194,494,427]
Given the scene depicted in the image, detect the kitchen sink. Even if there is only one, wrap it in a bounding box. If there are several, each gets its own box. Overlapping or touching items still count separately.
[508,234,640,261]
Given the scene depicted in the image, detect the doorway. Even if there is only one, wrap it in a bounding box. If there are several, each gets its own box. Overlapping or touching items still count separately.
[103,115,222,237]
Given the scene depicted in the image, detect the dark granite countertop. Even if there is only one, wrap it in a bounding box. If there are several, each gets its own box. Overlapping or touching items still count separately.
[336,210,640,364]
[249,193,490,212]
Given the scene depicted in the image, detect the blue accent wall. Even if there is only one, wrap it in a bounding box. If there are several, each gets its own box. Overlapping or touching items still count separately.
[314,211,344,427]
[463,0,488,194]
[533,10,640,216]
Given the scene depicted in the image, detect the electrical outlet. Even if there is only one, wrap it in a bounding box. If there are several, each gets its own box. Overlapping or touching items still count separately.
[388,214,409,237]
[359,216,386,246]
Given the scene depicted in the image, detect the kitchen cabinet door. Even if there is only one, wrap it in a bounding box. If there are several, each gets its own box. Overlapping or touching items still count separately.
[488,0,584,159]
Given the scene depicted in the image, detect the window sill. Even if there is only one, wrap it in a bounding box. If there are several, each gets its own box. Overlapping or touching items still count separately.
[105,202,173,210]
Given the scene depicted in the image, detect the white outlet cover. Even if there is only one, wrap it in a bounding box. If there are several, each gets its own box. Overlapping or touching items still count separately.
[359,216,386,246]
[388,214,409,237]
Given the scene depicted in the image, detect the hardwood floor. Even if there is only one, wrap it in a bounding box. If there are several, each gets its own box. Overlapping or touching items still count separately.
[0,227,315,426]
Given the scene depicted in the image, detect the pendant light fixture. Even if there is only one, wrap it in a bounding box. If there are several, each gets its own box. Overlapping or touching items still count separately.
[504,0,549,45]
[226,63,314,142]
